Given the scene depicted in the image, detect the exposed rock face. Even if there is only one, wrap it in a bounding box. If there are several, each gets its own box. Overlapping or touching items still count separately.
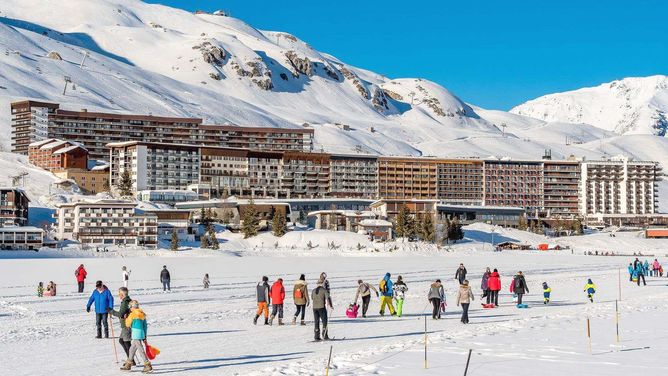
[372,88,389,112]
[46,51,62,60]
[195,41,227,66]
[209,72,221,80]
[339,66,369,99]
[285,50,313,77]
[276,32,298,43]
[414,84,464,117]
[231,58,273,90]
[323,65,340,81]
[382,89,403,101]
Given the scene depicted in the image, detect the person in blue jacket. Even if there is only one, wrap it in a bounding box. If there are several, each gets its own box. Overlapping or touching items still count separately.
[379,273,396,316]
[643,260,650,278]
[627,263,634,282]
[635,262,646,286]
[86,280,114,338]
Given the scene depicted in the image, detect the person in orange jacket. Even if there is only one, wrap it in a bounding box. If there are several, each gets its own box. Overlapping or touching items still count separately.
[270,278,286,326]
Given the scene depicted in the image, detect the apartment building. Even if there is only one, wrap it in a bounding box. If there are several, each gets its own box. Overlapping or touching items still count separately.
[53,166,110,194]
[437,160,484,205]
[108,141,200,192]
[543,160,580,218]
[378,157,438,199]
[248,151,286,197]
[0,188,30,227]
[483,160,544,212]
[199,125,313,152]
[282,151,330,198]
[329,155,378,198]
[53,200,157,247]
[199,148,250,197]
[28,139,88,171]
[370,199,438,221]
[0,226,44,250]
[11,101,314,160]
[580,156,661,216]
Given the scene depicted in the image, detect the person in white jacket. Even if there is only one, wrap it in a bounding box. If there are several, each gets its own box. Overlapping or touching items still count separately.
[122,266,131,288]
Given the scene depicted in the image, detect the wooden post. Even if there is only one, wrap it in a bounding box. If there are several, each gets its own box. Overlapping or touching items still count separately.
[424,315,428,369]
[325,345,333,376]
[615,300,620,343]
[586,317,592,354]
[618,268,622,301]
[463,349,473,376]
[109,314,119,363]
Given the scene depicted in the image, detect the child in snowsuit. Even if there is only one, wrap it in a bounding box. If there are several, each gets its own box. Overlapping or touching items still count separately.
[393,276,408,317]
[121,300,152,373]
[542,282,551,304]
[37,282,44,297]
[584,279,596,302]
[203,274,210,289]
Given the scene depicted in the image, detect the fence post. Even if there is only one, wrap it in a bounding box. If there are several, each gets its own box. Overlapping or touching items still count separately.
[424,315,428,369]
[325,345,333,376]
[463,349,473,376]
[618,268,622,301]
[615,300,620,343]
[586,317,592,354]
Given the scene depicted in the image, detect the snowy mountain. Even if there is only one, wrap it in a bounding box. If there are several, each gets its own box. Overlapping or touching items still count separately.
[511,76,668,137]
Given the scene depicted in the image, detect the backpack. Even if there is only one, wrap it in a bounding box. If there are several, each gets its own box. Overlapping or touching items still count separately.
[294,287,303,299]
[379,279,387,293]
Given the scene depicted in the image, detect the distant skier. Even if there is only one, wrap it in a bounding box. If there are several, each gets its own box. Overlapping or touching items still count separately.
[75,264,87,293]
[253,276,271,325]
[312,275,331,341]
[160,265,171,292]
[542,282,551,304]
[427,279,445,319]
[394,275,408,317]
[354,279,378,318]
[120,300,152,373]
[513,271,529,305]
[203,273,210,289]
[122,266,131,288]
[584,279,596,302]
[456,280,474,324]
[109,287,132,360]
[488,269,501,307]
[378,272,396,316]
[481,267,491,304]
[86,280,114,338]
[292,274,309,325]
[455,263,467,285]
[269,278,285,326]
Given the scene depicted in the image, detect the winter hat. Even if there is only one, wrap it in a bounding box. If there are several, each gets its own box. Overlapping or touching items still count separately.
[95,280,103,288]
[357,279,363,284]
[262,276,268,282]
[493,268,498,272]
[397,275,403,282]
[299,274,305,281]
[130,300,139,309]
[385,272,391,278]
[122,266,127,271]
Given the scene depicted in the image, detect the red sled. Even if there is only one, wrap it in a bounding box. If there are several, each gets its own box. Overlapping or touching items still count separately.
[145,342,161,360]
[482,304,496,309]
[346,303,359,318]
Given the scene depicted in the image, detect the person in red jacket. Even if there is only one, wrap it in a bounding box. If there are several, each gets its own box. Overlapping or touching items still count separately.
[75,264,88,293]
[269,278,286,326]
[487,269,501,307]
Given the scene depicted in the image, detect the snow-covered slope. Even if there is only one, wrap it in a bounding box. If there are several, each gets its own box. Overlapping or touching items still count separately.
[511,76,668,136]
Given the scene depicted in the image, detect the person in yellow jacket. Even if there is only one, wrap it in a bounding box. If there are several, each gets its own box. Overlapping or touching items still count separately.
[121,300,152,373]
[584,279,596,303]
[542,282,551,304]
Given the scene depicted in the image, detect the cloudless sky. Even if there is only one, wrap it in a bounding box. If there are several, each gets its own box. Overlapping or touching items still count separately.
[148,0,667,110]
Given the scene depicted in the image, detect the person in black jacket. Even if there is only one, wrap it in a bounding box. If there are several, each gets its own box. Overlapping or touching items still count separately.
[108,287,132,359]
[455,263,467,285]
[160,266,171,292]
[513,271,529,304]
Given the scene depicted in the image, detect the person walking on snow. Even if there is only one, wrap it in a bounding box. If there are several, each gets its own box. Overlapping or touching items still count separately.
[643,260,650,278]
[122,266,131,288]
[652,259,660,277]
[354,279,378,318]
[253,276,271,325]
[456,280,474,324]
[394,275,408,317]
[455,263,467,285]
[584,279,596,302]
[160,265,171,292]
[481,267,491,303]
[292,274,309,325]
[120,300,152,373]
[635,262,647,286]
[427,279,445,319]
[75,264,87,293]
[513,271,529,305]
[312,275,331,341]
[269,278,286,326]
[203,273,210,289]
[487,269,501,307]
[542,282,551,304]
[379,272,396,316]
[86,280,114,338]
[109,287,133,361]
[627,263,634,282]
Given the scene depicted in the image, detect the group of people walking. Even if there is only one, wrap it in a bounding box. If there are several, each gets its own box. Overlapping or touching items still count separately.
[628,258,662,286]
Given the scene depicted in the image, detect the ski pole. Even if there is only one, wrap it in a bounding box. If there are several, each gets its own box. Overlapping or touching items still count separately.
[424,315,428,369]
[463,349,472,376]
[325,345,333,376]
[109,314,119,363]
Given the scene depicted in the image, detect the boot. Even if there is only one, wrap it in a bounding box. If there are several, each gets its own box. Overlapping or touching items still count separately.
[253,315,259,325]
[264,317,269,325]
[120,360,132,371]
[96,328,102,339]
[323,327,330,340]
[278,318,284,326]
[142,361,153,373]
[300,320,306,326]
[314,329,321,341]
[104,329,109,338]
[269,315,275,326]
[292,316,297,325]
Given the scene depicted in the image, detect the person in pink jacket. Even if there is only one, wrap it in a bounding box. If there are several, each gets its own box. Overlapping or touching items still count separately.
[652,259,661,277]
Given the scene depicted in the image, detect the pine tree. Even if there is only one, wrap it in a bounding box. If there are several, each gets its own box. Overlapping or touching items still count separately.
[518,215,528,231]
[395,205,410,239]
[170,230,179,251]
[200,233,209,249]
[272,207,287,237]
[208,227,219,250]
[449,217,464,243]
[102,178,111,193]
[420,214,435,243]
[199,208,207,225]
[242,199,259,239]
[116,170,133,197]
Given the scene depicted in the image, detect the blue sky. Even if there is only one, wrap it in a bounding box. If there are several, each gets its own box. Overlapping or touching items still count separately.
[149,0,667,110]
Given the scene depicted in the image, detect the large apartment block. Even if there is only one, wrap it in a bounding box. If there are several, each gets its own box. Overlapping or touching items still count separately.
[10,100,314,160]
[53,200,157,247]
[0,188,30,227]
[437,160,484,205]
[378,157,438,199]
[282,152,330,198]
[580,156,661,216]
[543,160,581,218]
[329,155,378,198]
[483,160,544,212]
[28,138,88,172]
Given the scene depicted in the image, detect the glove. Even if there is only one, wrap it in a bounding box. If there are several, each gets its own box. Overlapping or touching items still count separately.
[86,307,90,313]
